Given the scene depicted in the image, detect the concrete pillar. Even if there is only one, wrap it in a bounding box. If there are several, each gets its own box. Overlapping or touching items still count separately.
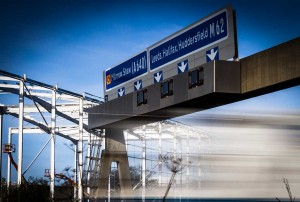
[17,78,24,186]
[50,89,56,199]
[78,98,83,201]
[94,128,133,200]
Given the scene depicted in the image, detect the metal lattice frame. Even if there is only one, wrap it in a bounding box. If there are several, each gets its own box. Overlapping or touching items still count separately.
[0,70,103,201]
[121,121,211,200]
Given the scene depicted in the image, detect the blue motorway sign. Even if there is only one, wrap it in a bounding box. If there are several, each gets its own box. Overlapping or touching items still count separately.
[150,10,228,70]
[105,51,147,91]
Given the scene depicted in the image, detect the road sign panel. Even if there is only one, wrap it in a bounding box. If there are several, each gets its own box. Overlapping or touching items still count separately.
[149,9,228,71]
[103,6,237,101]
[105,51,147,91]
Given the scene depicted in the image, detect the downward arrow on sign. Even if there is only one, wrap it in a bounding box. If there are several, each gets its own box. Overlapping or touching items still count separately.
[207,48,218,61]
[134,80,142,90]
[178,61,188,73]
[154,72,162,83]
[118,88,125,97]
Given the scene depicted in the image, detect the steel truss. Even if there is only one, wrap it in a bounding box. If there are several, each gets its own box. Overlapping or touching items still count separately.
[0,70,103,201]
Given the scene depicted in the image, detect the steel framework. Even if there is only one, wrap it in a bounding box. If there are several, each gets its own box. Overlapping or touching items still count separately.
[0,70,103,201]
[0,69,209,201]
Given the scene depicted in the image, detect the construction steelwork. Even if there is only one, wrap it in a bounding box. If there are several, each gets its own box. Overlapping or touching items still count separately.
[0,70,103,201]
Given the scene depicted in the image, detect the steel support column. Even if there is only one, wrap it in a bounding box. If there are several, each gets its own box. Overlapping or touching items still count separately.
[102,131,106,150]
[186,132,190,185]
[198,135,201,188]
[17,78,24,186]
[87,133,91,197]
[158,122,162,187]
[7,128,12,188]
[78,97,83,201]
[74,144,78,199]
[50,89,56,199]
[173,125,177,198]
[142,125,146,201]
[173,125,177,157]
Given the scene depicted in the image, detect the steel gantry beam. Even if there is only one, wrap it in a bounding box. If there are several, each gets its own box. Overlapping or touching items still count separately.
[0,86,91,131]
[0,70,102,104]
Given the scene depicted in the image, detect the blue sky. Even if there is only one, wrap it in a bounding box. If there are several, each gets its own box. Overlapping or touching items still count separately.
[1,0,300,95]
[1,0,300,181]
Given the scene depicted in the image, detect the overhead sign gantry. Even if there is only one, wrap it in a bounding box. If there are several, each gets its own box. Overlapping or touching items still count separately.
[104,5,238,101]
[90,5,239,129]
[90,5,300,200]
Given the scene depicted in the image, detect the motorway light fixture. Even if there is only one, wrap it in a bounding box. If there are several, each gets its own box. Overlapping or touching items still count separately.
[189,67,204,88]
[137,89,147,106]
[161,79,173,98]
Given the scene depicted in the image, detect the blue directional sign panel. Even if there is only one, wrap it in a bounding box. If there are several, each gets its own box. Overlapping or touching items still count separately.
[178,60,188,74]
[118,87,125,97]
[134,80,142,91]
[105,51,147,91]
[150,10,228,70]
[154,71,163,83]
[206,46,219,62]
[103,6,236,102]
